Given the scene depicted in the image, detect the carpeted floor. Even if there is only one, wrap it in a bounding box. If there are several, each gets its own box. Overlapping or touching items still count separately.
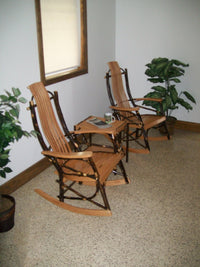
[0,129,200,267]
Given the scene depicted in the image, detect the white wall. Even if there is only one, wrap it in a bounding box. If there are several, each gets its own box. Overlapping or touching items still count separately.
[0,0,116,184]
[116,0,200,123]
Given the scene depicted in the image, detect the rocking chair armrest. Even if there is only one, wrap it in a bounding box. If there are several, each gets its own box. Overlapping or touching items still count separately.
[133,97,163,102]
[109,105,140,112]
[42,150,93,159]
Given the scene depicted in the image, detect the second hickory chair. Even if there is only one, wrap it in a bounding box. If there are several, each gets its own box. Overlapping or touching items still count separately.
[106,61,170,162]
[27,82,130,216]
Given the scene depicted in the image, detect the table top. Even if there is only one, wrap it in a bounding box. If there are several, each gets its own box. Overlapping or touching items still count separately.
[74,115,126,135]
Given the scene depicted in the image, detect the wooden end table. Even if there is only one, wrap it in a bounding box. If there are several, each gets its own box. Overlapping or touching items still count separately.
[74,116,126,153]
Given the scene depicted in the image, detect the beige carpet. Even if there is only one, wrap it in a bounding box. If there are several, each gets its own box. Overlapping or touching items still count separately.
[0,129,200,267]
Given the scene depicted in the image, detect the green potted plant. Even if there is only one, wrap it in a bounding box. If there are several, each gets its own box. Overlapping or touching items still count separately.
[143,57,196,134]
[0,88,36,232]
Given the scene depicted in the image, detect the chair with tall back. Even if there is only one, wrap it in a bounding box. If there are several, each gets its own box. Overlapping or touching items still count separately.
[106,61,170,162]
[27,82,130,216]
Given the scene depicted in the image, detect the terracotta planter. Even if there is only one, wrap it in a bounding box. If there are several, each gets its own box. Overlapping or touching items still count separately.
[160,116,177,135]
[0,194,15,232]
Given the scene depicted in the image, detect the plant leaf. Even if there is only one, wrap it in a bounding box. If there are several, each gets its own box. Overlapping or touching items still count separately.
[23,131,31,137]
[182,91,196,104]
[163,61,173,78]
[0,154,9,160]
[170,78,181,83]
[18,97,27,103]
[0,170,6,178]
[12,87,21,97]
[165,95,172,108]
[171,59,189,67]
[30,130,38,137]
[151,86,166,95]
[5,90,11,97]
[15,104,20,113]
[0,95,8,101]
[177,98,193,110]
[147,78,164,83]
[155,61,169,74]
[152,57,168,64]
[145,69,155,77]
[169,85,178,105]
[9,96,18,103]
[4,167,12,173]
[144,91,162,99]
[10,108,19,118]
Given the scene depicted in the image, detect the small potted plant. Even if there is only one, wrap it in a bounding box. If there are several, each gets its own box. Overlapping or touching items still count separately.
[143,57,196,134]
[0,88,36,232]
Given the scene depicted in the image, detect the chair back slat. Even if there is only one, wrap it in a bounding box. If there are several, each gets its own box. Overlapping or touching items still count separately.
[108,61,131,117]
[28,82,71,153]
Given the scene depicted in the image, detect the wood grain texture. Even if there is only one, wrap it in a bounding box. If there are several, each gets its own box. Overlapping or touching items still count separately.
[175,120,200,132]
[0,157,51,194]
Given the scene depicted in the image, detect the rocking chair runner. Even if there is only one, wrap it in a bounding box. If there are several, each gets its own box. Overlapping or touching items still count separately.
[27,82,130,216]
[106,61,170,162]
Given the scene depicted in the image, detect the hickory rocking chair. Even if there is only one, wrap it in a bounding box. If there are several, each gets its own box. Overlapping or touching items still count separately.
[106,61,170,162]
[27,82,130,216]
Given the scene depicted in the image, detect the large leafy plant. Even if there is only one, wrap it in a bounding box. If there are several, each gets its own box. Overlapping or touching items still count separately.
[0,88,36,178]
[143,57,196,117]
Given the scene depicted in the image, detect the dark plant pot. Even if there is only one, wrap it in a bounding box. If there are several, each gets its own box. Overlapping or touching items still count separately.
[160,116,177,135]
[0,194,15,232]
